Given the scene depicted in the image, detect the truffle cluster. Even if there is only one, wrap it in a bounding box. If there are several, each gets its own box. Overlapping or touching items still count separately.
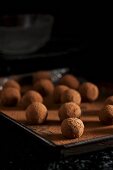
[0,72,102,140]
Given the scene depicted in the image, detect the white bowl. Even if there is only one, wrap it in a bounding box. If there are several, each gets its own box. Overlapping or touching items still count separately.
[0,15,54,55]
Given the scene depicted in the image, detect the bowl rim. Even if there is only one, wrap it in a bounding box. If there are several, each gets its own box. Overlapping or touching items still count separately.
[0,14,54,31]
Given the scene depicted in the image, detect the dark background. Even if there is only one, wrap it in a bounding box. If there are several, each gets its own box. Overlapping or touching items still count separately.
[0,6,89,79]
[0,6,111,83]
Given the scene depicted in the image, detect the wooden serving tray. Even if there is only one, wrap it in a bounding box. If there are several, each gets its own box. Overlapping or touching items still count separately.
[1,101,113,157]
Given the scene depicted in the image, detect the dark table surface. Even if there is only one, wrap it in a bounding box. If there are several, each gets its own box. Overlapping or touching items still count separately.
[1,148,113,170]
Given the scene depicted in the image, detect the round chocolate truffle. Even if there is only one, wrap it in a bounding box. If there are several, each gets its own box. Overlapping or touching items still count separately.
[0,87,21,106]
[59,74,80,89]
[33,71,51,83]
[105,96,113,105]
[61,118,84,139]
[58,102,81,121]
[79,82,99,102]
[61,89,81,105]
[54,85,69,103]
[33,79,54,97]
[3,79,21,91]
[21,90,43,109]
[26,102,48,124]
[99,105,113,125]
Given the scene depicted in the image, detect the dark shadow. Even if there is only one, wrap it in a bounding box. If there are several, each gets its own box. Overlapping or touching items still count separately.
[43,133,64,142]
[24,119,60,126]
[45,119,61,126]
[82,110,99,117]
[83,119,101,128]
[46,104,60,110]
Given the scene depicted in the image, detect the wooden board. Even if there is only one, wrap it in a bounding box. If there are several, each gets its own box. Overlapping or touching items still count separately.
[1,101,113,147]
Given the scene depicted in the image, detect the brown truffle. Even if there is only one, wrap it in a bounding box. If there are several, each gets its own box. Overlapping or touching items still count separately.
[105,96,113,105]
[53,85,69,103]
[59,74,80,89]
[61,89,81,105]
[61,118,84,139]
[3,79,21,91]
[99,105,113,125]
[33,71,51,83]
[58,102,81,121]
[26,102,48,124]
[0,87,21,106]
[79,82,99,102]
[21,90,43,109]
[33,79,54,97]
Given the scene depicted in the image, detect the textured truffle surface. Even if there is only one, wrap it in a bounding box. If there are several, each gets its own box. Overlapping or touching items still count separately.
[79,82,99,102]
[61,118,84,139]
[61,89,81,105]
[26,102,48,124]
[0,87,21,106]
[99,105,113,125]
[54,85,69,103]
[3,79,21,91]
[59,74,80,89]
[58,102,81,121]
[33,79,54,97]
[21,90,43,109]
[105,96,113,105]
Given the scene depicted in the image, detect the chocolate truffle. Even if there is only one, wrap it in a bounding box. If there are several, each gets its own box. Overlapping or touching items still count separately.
[0,87,21,106]
[26,102,48,124]
[53,85,69,103]
[21,90,43,109]
[58,102,81,121]
[59,74,80,89]
[105,96,113,105]
[99,105,113,125]
[33,71,51,83]
[79,82,99,102]
[61,89,81,105]
[61,118,84,139]
[3,79,21,91]
[33,79,54,97]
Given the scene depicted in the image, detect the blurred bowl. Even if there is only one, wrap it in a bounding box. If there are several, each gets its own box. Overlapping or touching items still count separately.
[0,14,54,55]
